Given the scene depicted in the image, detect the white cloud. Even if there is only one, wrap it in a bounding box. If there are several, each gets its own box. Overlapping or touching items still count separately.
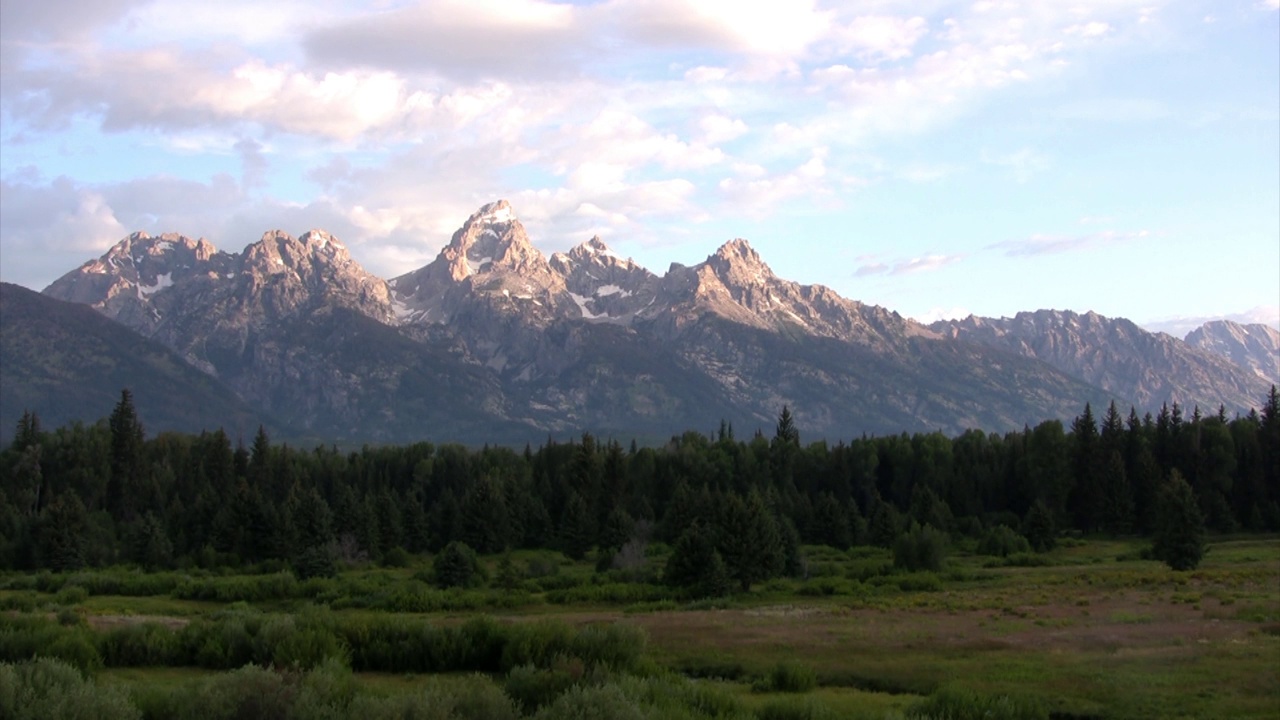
[981,147,1050,183]
[988,229,1153,256]
[1064,21,1112,38]
[854,253,963,277]
[717,149,833,217]
[834,15,928,62]
[1141,306,1280,336]
[698,114,748,144]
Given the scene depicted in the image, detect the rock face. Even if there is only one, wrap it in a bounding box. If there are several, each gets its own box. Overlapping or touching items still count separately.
[37,201,1275,444]
[931,310,1272,415]
[1184,321,1280,384]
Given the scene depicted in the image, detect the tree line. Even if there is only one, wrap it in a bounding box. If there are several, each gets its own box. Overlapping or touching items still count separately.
[2,388,1277,582]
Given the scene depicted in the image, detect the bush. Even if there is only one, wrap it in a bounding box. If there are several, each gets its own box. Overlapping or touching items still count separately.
[893,523,948,572]
[54,584,89,607]
[380,547,411,569]
[0,657,140,720]
[976,525,1031,557]
[99,622,181,666]
[431,541,483,589]
[907,684,1047,720]
[505,663,579,712]
[532,684,644,720]
[756,659,817,693]
[0,616,103,672]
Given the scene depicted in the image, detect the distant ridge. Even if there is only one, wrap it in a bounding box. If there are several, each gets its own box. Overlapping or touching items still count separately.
[0,282,266,441]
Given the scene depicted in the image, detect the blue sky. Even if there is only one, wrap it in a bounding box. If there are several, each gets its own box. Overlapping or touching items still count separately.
[2,0,1277,335]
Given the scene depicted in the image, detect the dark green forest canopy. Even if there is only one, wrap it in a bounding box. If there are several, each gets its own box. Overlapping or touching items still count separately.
[1,386,1277,576]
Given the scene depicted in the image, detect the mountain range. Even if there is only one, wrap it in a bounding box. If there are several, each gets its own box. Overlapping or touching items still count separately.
[7,200,1275,445]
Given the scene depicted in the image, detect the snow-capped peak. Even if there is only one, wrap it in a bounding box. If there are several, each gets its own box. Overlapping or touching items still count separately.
[472,199,516,225]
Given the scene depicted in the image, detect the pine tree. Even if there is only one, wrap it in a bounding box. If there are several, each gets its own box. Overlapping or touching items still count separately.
[37,492,89,571]
[717,490,783,591]
[1022,499,1056,552]
[288,485,336,578]
[107,389,145,521]
[1069,403,1102,531]
[664,522,732,598]
[127,512,173,570]
[1152,470,1206,571]
[12,410,41,453]
[559,492,594,561]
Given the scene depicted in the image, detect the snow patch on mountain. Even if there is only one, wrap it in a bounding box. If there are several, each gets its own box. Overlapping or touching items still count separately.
[138,273,173,297]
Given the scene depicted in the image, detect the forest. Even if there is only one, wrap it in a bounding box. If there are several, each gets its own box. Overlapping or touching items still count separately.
[3,387,1277,579]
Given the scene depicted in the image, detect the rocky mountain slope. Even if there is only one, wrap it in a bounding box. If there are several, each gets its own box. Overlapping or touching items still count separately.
[930,310,1272,414]
[0,283,265,440]
[1184,320,1279,384]
[35,201,1272,444]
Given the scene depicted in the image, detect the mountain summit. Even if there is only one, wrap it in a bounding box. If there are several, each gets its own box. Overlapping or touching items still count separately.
[34,200,1274,444]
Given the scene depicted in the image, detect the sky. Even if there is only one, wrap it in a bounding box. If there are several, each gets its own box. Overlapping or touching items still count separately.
[1,0,1277,336]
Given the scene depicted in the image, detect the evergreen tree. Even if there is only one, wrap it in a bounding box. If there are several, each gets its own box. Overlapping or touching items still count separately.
[1101,450,1134,535]
[1069,403,1102,531]
[1152,470,1206,571]
[288,485,336,579]
[12,410,41,453]
[460,476,509,553]
[866,495,900,548]
[1022,499,1056,552]
[107,389,145,521]
[559,492,595,561]
[717,490,783,591]
[664,522,732,598]
[811,493,852,549]
[37,491,89,571]
[127,512,173,570]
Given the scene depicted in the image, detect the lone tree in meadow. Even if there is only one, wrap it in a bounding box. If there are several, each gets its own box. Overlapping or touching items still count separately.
[1151,470,1206,571]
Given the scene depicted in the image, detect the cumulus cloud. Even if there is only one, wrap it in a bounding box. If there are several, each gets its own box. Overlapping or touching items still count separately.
[833,15,928,62]
[0,0,1215,296]
[717,149,834,217]
[303,0,583,81]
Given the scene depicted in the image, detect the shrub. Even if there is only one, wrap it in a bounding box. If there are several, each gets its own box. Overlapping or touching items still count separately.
[907,684,1047,720]
[756,659,817,693]
[166,664,295,720]
[505,663,578,712]
[893,523,948,572]
[976,525,1031,557]
[532,684,644,720]
[380,546,411,569]
[0,616,102,672]
[99,622,181,667]
[54,584,88,607]
[0,657,140,720]
[431,541,482,589]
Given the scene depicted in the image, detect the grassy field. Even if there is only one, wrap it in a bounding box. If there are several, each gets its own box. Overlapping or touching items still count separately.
[3,536,1278,719]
